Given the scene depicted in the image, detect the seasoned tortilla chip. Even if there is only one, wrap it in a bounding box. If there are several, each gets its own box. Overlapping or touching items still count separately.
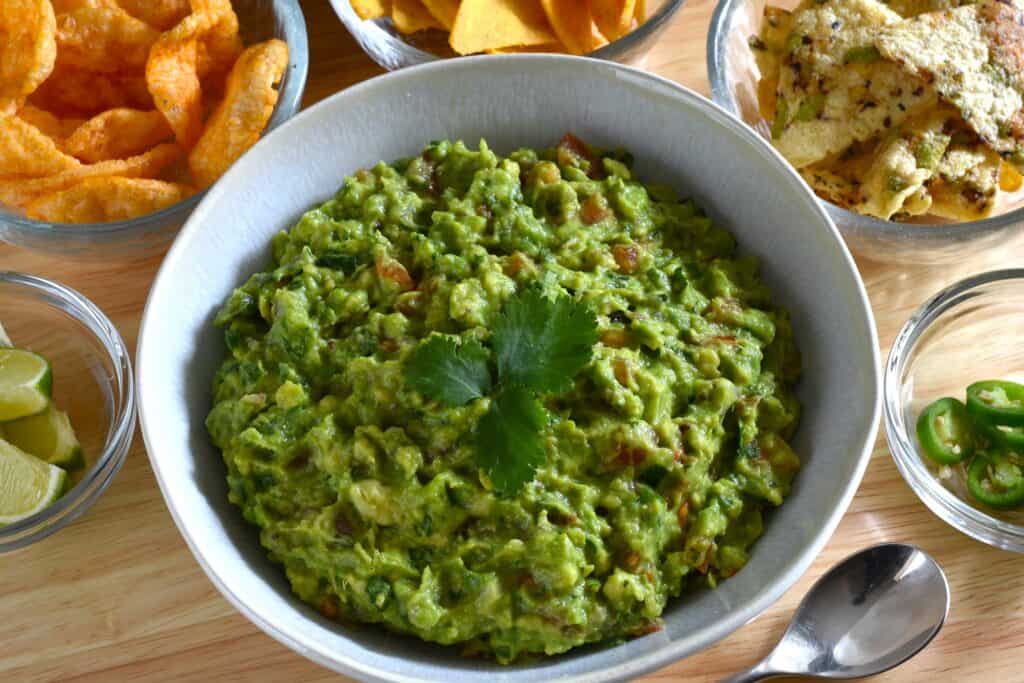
[540,0,607,55]
[351,0,391,20]
[590,0,636,41]
[0,143,181,208]
[421,0,459,29]
[854,117,951,219]
[392,0,442,33]
[928,144,1002,220]
[64,108,174,163]
[772,0,936,168]
[876,2,1024,164]
[188,40,288,188]
[450,0,555,55]
[25,177,193,223]
[0,115,81,178]
[55,7,160,73]
[0,0,58,115]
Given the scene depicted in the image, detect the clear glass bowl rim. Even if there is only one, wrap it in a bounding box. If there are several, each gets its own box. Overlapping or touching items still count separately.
[705,0,1024,243]
[0,272,136,551]
[0,0,310,240]
[884,268,1024,552]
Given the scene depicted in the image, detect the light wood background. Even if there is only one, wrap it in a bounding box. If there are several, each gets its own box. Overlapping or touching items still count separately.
[3,1,1024,681]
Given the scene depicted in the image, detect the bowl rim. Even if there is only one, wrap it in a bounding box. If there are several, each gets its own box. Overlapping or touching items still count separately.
[138,53,882,682]
[330,0,687,65]
[0,0,310,240]
[0,271,136,552]
[884,268,1024,553]
[705,0,1024,242]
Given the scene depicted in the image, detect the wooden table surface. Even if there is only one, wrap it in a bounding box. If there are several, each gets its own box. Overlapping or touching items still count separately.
[4,1,1024,681]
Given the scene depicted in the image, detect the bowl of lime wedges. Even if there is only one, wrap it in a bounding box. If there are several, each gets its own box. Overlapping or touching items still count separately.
[0,272,135,552]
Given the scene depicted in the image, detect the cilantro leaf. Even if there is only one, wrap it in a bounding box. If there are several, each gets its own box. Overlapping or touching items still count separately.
[404,336,492,407]
[492,288,599,394]
[476,387,548,495]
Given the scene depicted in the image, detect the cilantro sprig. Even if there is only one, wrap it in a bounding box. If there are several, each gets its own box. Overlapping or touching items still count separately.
[403,287,598,495]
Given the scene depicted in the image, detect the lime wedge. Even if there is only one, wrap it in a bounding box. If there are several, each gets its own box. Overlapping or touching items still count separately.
[0,438,66,525]
[3,405,84,470]
[0,349,52,422]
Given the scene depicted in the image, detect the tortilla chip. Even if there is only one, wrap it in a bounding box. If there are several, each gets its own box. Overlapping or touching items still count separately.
[0,115,81,178]
[540,0,608,55]
[188,39,288,188]
[486,41,565,54]
[116,0,191,30]
[55,7,161,73]
[351,0,391,20]
[0,143,182,208]
[25,177,193,223]
[64,108,174,163]
[876,2,1024,163]
[450,0,556,55]
[392,0,442,33]
[590,0,636,41]
[928,144,1002,219]
[854,112,951,219]
[772,0,936,168]
[421,0,459,29]
[635,0,645,22]
[0,0,58,115]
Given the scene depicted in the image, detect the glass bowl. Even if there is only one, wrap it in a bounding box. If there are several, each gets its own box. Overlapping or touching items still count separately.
[0,0,309,259]
[706,0,1024,264]
[329,0,686,70]
[885,269,1024,552]
[0,272,135,552]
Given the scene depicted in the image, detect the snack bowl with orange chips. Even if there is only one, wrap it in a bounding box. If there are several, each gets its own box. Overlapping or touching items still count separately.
[0,0,308,257]
[330,0,685,71]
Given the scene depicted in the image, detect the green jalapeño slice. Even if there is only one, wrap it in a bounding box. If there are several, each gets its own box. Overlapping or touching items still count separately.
[966,380,1024,427]
[916,397,976,464]
[967,450,1024,509]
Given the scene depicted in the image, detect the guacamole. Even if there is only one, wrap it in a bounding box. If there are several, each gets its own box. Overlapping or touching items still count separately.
[206,136,802,662]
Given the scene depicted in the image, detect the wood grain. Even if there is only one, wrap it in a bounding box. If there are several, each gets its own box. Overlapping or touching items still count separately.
[3,1,1024,681]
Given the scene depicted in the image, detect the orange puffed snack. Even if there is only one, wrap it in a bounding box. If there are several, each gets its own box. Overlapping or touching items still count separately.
[0,0,289,224]
[189,39,288,188]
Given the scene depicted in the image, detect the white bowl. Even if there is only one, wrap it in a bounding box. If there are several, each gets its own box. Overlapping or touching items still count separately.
[137,55,881,683]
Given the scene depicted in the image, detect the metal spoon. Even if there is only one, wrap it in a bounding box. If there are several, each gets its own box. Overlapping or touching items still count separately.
[725,543,949,682]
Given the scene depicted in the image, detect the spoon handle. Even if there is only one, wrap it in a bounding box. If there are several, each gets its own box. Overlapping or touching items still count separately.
[721,660,784,683]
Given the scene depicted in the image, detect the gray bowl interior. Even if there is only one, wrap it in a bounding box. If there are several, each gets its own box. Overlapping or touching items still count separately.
[138,56,880,683]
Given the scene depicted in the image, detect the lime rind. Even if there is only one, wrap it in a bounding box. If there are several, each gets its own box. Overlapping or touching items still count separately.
[3,406,85,470]
[0,349,53,422]
[0,438,67,526]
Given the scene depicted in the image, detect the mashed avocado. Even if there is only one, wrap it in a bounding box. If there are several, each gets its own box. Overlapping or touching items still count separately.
[206,136,802,663]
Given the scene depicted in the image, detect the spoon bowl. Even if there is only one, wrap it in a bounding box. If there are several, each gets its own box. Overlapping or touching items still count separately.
[728,544,949,682]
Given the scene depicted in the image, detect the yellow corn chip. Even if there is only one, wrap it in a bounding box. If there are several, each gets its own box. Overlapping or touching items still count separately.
[450,0,556,55]
[486,41,565,53]
[392,0,441,33]
[421,0,460,29]
[25,177,193,223]
[351,0,392,20]
[590,0,636,41]
[540,0,607,54]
